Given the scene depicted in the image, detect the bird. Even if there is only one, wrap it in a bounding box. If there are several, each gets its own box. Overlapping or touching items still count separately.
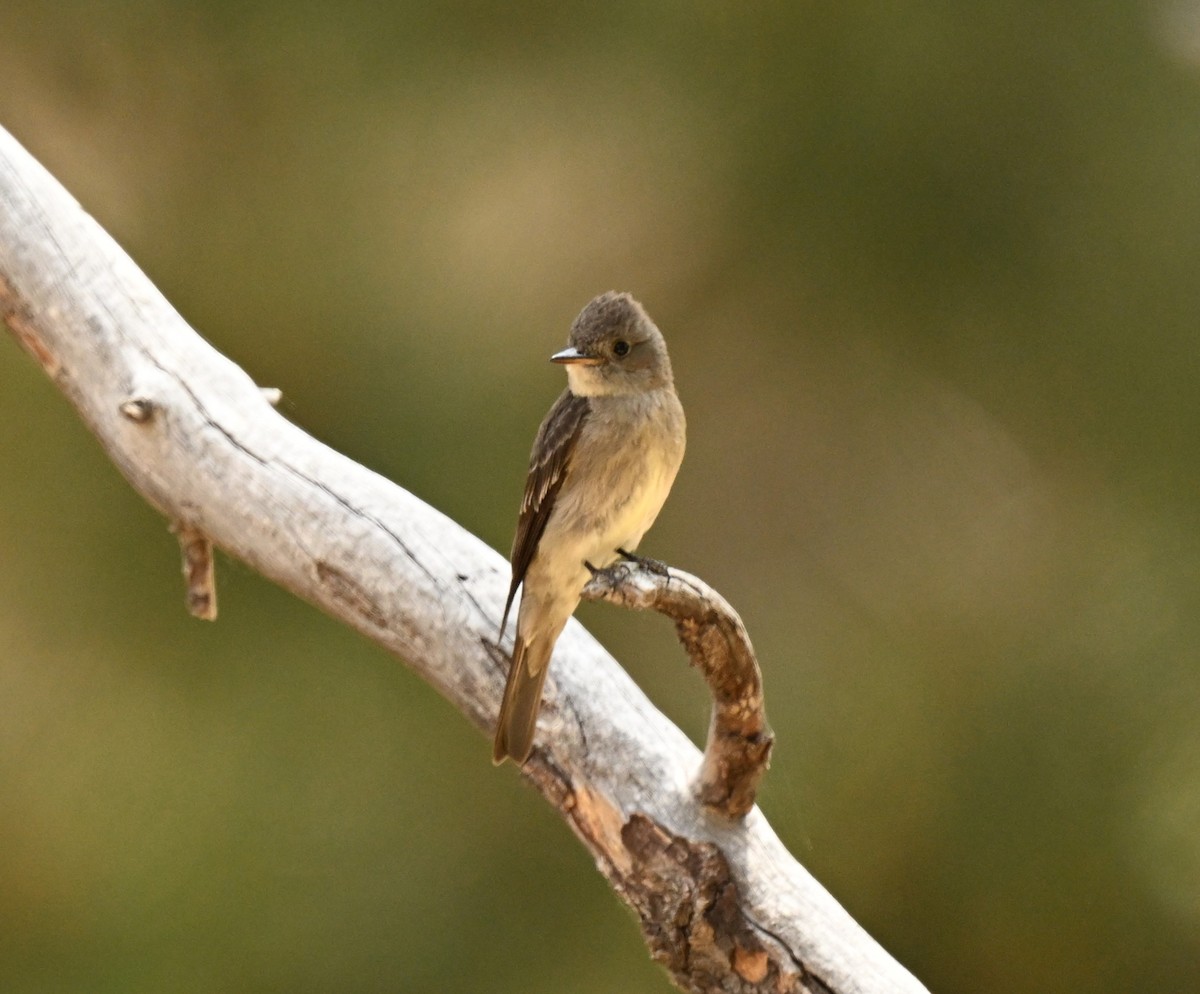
[493,291,687,765]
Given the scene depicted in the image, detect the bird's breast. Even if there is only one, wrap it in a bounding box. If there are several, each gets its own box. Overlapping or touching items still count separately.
[541,389,685,568]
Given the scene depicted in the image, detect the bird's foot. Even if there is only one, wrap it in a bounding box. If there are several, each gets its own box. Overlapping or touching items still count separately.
[617,548,670,576]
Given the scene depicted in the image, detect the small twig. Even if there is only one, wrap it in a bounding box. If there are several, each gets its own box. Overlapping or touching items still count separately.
[171,522,218,620]
[582,561,772,818]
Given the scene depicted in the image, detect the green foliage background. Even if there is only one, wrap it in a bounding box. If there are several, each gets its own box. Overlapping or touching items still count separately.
[3,3,1199,992]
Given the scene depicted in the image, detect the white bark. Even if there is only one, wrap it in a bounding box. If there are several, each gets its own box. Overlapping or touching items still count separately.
[0,124,928,994]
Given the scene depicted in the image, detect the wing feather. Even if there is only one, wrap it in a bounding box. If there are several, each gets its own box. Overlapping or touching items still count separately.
[500,390,590,633]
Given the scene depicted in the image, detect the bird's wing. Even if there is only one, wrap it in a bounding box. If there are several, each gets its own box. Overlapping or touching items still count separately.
[500,390,591,633]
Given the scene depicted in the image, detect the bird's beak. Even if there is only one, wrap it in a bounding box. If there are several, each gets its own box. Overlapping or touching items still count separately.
[550,346,604,366]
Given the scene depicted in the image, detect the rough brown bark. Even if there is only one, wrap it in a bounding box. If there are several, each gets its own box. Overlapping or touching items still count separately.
[0,124,928,994]
[583,562,773,818]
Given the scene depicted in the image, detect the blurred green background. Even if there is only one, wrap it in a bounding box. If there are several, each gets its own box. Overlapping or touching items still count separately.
[3,2,1200,992]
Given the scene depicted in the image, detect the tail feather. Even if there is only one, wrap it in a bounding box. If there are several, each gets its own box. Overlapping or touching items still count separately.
[492,635,552,765]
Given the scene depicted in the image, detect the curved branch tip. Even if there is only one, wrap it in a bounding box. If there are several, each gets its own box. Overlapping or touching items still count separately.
[582,560,772,818]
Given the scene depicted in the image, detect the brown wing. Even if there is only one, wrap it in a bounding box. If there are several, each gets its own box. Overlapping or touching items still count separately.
[500,390,590,633]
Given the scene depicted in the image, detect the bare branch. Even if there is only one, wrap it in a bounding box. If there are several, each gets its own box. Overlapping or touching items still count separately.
[0,125,928,994]
[583,561,772,819]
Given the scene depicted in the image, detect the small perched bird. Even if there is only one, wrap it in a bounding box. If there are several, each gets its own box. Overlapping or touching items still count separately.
[493,292,687,765]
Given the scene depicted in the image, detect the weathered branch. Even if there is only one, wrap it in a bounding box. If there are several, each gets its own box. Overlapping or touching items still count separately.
[0,124,928,994]
[583,562,772,819]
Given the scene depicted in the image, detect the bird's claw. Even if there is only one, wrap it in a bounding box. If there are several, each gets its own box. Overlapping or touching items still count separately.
[617,548,670,576]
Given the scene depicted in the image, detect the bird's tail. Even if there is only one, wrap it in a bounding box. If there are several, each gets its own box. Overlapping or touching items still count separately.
[492,633,552,765]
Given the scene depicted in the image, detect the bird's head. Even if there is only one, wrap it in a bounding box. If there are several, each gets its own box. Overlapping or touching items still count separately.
[551,292,673,397]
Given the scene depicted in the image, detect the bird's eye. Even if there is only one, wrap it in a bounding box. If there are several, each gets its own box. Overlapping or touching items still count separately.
[613,340,631,357]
